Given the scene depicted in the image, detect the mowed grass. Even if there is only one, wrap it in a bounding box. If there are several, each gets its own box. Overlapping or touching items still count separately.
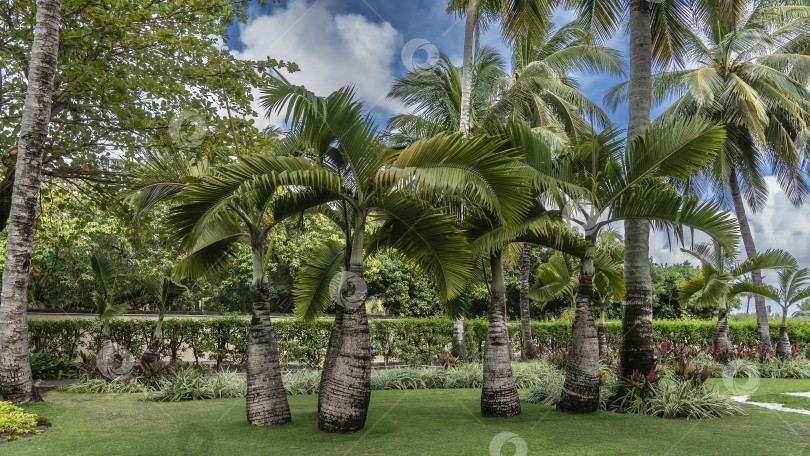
[2,379,810,456]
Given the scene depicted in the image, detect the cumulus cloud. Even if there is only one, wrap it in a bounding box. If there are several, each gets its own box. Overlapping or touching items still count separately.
[232,0,404,128]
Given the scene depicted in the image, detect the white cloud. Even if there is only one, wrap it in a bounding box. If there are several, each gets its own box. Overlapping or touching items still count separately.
[233,0,404,129]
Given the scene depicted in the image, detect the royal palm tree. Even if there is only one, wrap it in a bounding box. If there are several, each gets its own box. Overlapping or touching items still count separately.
[0,0,62,404]
[677,242,795,349]
[203,75,533,432]
[129,270,188,369]
[550,117,739,412]
[735,267,810,359]
[607,1,810,351]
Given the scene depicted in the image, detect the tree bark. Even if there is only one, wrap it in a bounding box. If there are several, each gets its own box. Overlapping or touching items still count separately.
[728,170,772,350]
[451,317,467,362]
[597,300,607,357]
[0,0,62,404]
[318,265,372,433]
[319,306,344,414]
[620,0,655,381]
[775,325,791,360]
[558,250,600,413]
[459,0,476,135]
[714,308,731,350]
[481,253,521,417]
[246,284,291,426]
[519,244,537,360]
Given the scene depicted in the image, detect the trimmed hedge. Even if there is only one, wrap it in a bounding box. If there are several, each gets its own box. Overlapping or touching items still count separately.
[28,316,810,368]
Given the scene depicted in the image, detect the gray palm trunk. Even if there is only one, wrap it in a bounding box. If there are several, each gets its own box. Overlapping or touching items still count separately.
[558,238,600,413]
[451,317,467,361]
[775,311,791,360]
[0,0,62,404]
[714,307,731,350]
[245,244,291,426]
[728,170,772,350]
[597,300,607,356]
[458,0,476,135]
[319,219,371,433]
[519,244,537,360]
[620,0,655,380]
[481,253,521,417]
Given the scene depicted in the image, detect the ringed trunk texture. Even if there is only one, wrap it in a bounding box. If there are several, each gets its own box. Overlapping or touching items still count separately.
[519,244,537,360]
[729,170,771,350]
[598,300,607,356]
[558,264,600,413]
[319,306,344,415]
[451,317,467,362]
[0,0,62,404]
[620,0,655,381]
[481,254,521,417]
[775,325,791,360]
[246,285,291,426]
[458,0,476,135]
[714,308,731,350]
[318,265,372,433]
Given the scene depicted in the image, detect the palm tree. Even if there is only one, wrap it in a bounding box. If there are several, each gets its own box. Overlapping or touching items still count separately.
[0,0,62,404]
[129,271,188,369]
[607,1,810,351]
[735,268,810,359]
[677,242,795,349]
[566,0,698,380]
[447,0,552,135]
[518,243,537,359]
[167,163,302,426]
[206,75,532,432]
[89,253,131,380]
[550,117,739,412]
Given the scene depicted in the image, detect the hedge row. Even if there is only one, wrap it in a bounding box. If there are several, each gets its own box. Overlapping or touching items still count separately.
[28,317,810,368]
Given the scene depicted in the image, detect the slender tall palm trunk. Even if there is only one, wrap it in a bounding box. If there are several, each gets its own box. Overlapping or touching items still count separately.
[0,0,62,404]
[597,300,607,357]
[519,244,537,360]
[318,263,372,433]
[620,0,655,381]
[728,170,772,350]
[481,253,521,417]
[559,241,600,413]
[459,0,476,135]
[245,246,290,426]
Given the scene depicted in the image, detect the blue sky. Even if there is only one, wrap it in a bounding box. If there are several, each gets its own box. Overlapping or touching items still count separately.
[225,0,810,314]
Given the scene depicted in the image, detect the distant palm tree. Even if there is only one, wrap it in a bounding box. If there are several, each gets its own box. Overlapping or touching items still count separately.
[677,242,795,349]
[734,268,810,359]
[607,1,810,351]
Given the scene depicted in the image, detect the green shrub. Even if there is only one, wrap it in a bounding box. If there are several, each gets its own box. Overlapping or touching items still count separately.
[0,401,41,442]
[640,382,744,419]
[29,352,77,380]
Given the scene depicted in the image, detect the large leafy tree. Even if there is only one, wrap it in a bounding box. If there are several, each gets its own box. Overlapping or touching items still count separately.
[0,0,62,405]
[608,1,810,351]
[550,117,739,412]
[677,242,795,349]
[0,0,294,229]
[196,75,532,432]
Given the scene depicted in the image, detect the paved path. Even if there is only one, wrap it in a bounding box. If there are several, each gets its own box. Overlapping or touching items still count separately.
[731,393,810,415]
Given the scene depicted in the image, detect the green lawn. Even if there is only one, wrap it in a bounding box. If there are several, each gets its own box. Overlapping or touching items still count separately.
[3,379,810,455]
[748,391,810,411]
